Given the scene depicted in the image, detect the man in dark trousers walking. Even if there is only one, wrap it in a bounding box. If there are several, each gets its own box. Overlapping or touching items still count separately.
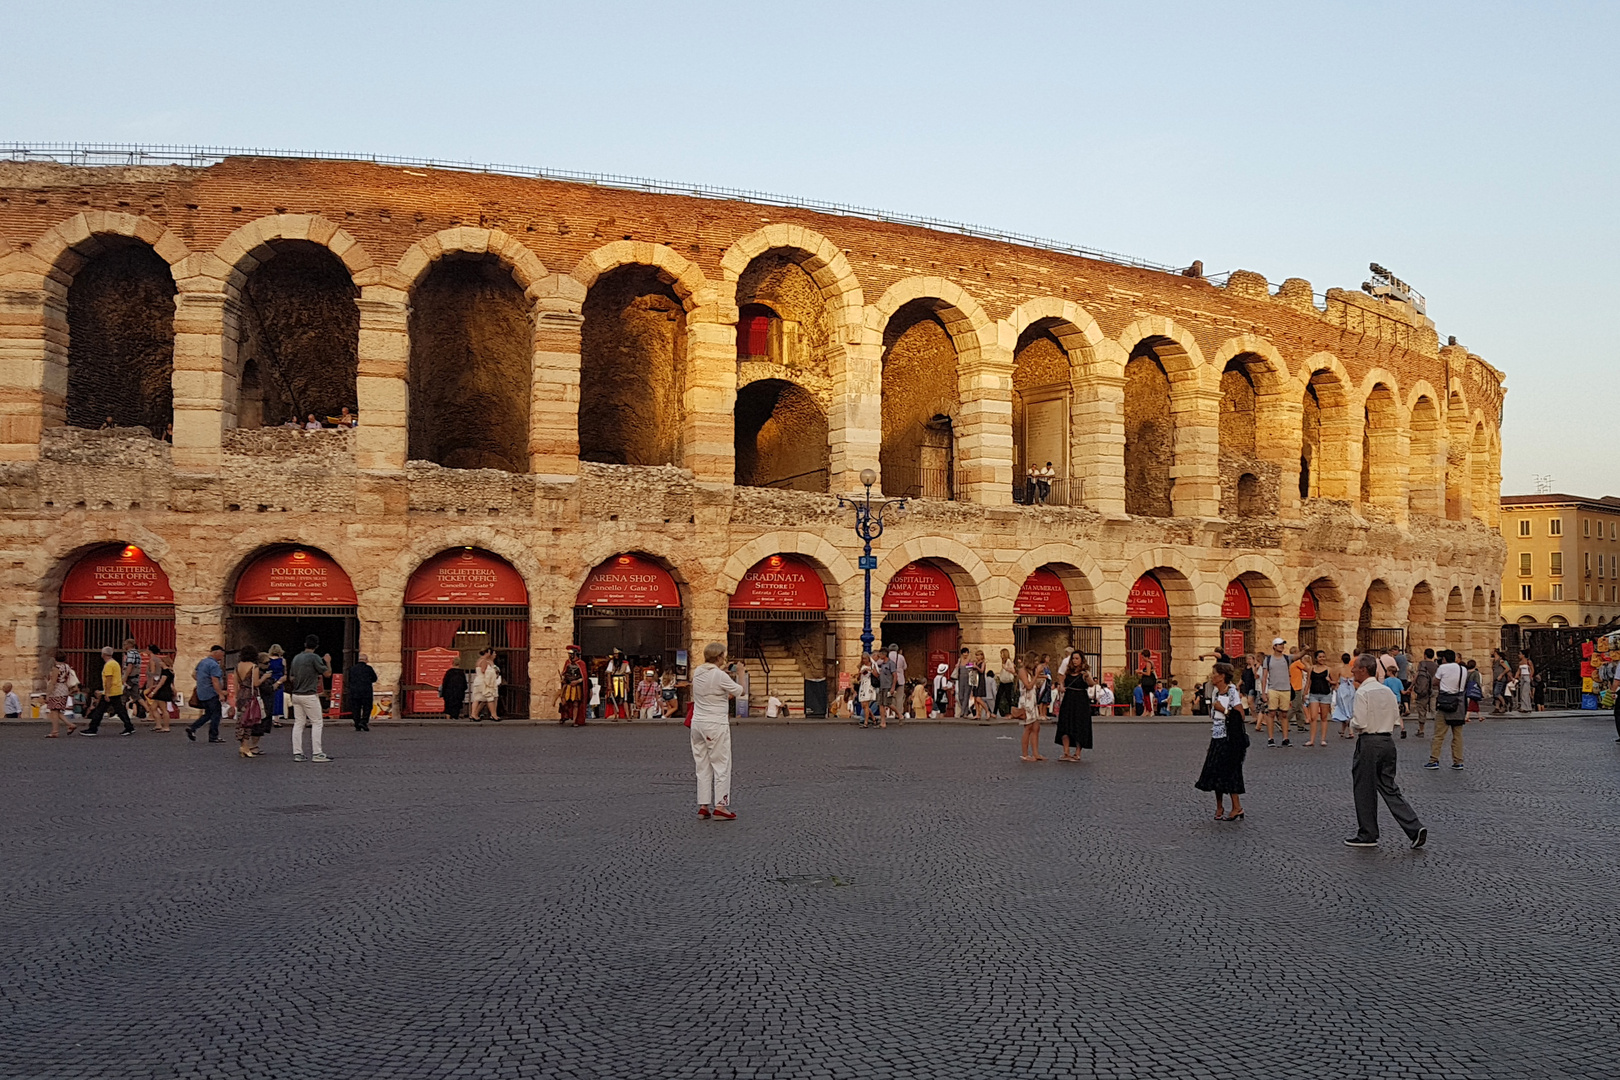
[345,652,378,731]
[1345,652,1427,850]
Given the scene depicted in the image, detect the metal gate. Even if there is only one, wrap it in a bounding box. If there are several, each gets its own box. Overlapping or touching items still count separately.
[60,605,175,690]
[404,605,529,718]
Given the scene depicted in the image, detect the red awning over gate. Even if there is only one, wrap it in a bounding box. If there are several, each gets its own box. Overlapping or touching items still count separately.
[406,548,529,606]
[882,561,959,613]
[1222,580,1252,620]
[1300,588,1319,620]
[1015,567,1071,616]
[234,547,358,606]
[1127,573,1169,620]
[61,544,174,605]
[577,554,682,608]
[730,554,828,611]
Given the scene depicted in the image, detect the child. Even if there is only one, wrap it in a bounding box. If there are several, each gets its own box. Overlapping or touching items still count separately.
[3,682,19,719]
[1167,679,1183,715]
[587,675,601,720]
[909,679,927,720]
[1154,685,1170,715]
[1382,669,1408,737]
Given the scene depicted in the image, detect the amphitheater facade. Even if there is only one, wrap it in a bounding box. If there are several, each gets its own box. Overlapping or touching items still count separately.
[0,152,1506,715]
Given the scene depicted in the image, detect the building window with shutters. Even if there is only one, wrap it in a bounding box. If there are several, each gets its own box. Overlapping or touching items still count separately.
[1521,584,1533,602]
[1551,584,1564,601]
[1518,519,1531,536]
[1518,552,1532,576]
[1550,519,1562,536]
[1585,518,1591,538]
[1550,552,1563,576]
[1585,583,1593,601]
[1586,552,1592,576]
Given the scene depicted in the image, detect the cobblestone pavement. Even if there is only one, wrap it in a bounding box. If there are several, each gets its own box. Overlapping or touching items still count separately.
[2,716,1616,1079]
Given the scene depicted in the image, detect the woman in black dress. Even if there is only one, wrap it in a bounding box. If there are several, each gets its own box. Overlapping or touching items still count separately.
[1195,662,1249,820]
[1055,653,1094,762]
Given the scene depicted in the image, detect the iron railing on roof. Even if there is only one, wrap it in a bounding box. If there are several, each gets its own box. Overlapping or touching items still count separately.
[0,142,1185,275]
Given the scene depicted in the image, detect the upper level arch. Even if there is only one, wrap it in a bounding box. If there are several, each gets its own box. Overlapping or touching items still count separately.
[717,225,864,343]
[570,241,707,312]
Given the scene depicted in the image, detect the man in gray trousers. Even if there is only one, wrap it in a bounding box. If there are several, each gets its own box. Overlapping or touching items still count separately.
[1344,653,1427,849]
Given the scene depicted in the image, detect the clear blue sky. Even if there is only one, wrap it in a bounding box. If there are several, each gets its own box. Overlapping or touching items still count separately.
[5,0,1614,495]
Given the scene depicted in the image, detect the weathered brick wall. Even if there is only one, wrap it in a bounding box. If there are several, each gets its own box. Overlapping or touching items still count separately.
[880,305,957,497]
[734,380,828,490]
[1124,354,1172,517]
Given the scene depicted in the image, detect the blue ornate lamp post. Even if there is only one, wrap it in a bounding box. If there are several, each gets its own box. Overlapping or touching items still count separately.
[837,468,907,659]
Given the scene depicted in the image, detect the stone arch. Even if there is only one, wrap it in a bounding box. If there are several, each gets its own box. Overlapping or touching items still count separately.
[1470,416,1492,522]
[380,528,546,609]
[406,251,533,473]
[1444,383,1472,520]
[1445,585,1468,636]
[1109,548,1205,617]
[1007,298,1119,511]
[1117,319,1214,518]
[1360,378,1404,514]
[1212,338,1293,519]
[1003,543,1104,615]
[718,225,864,343]
[733,378,828,490]
[398,227,548,295]
[1407,390,1444,518]
[579,261,691,467]
[874,536,990,613]
[28,213,192,439]
[1408,580,1442,654]
[570,241,709,312]
[872,282,992,500]
[1358,578,1401,650]
[213,214,376,292]
[718,533,857,610]
[1299,355,1355,502]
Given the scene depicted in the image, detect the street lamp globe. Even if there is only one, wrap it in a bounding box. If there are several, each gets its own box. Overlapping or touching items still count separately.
[860,468,877,488]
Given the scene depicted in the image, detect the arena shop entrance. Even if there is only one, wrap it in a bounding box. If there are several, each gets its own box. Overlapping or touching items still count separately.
[880,560,961,701]
[1012,568,1100,673]
[574,555,685,710]
[59,544,176,695]
[403,548,530,719]
[1126,573,1173,687]
[228,547,358,709]
[727,554,831,717]
[1220,580,1253,658]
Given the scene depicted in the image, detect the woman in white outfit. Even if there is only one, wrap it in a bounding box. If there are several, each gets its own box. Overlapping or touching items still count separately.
[691,642,743,820]
[470,649,502,722]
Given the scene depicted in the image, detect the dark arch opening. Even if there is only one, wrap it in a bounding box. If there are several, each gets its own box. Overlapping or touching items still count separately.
[66,239,175,436]
[237,241,358,428]
[734,379,828,491]
[880,300,959,499]
[1236,473,1262,517]
[580,265,686,466]
[1124,349,1172,516]
[408,256,532,473]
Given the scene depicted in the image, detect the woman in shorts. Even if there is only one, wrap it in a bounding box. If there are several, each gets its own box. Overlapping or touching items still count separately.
[1304,649,1334,746]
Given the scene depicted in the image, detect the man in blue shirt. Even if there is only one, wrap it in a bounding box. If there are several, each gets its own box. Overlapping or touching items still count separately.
[186,645,226,742]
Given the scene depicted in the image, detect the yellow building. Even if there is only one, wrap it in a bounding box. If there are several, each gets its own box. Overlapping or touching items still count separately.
[1500,494,1620,628]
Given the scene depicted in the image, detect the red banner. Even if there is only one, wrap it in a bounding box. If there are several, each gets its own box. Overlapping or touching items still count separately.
[1299,588,1318,621]
[61,545,174,605]
[882,561,959,612]
[577,554,681,608]
[730,554,828,611]
[1126,574,1168,620]
[1014,567,1071,616]
[1223,628,1248,657]
[1222,580,1252,620]
[411,646,460,714]
[327,673,343,718]
[406,548,528,606]
[234,547,357,606]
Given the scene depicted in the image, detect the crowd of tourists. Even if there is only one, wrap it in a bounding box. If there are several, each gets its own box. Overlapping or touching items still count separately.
[38,635,378,762]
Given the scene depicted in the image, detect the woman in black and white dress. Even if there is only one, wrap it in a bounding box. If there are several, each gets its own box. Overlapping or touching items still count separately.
[1194,663,1249,820]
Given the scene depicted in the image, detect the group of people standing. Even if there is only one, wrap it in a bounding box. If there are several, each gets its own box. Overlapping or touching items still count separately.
[1194,652,1428,849]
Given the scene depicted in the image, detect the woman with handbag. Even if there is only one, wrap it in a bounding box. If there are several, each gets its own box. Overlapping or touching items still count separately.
[1426,649,1467,770]
[1195,663,1248,820]
[856,655,878,727]
[44,648,78,737]
[234,644,268,758]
